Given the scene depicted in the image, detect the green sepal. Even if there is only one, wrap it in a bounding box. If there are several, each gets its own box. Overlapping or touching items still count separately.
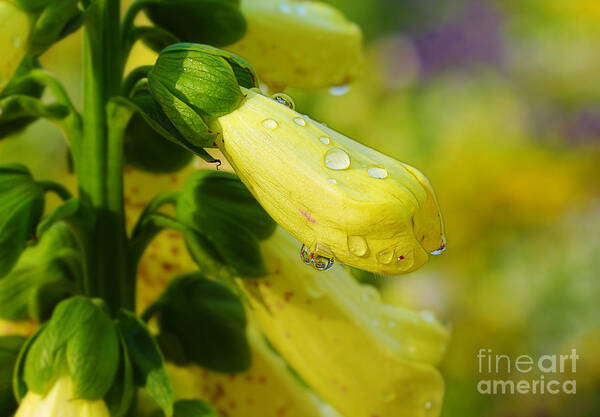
[150,399,220,417]
[176,171,276,278]
[124,111,194,174]
[23,297,120,399]
[144,0,246,47]
[13,324,45,402]
[149,42,245,120]
[0,57,45,139]
[104,332,135,417]
[116,310,174,417]
[195,44,258,89]
[0,163,45,278]
[0,336,26,416]
[0,222,81,321]
[122,92,220,164]
[143,273,251,373]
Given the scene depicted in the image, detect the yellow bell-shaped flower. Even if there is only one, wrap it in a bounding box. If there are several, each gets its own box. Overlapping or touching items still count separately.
[0,0,31,91]
[227,0,363,90]
[217,88,445,275]
[15,376,110,417]
[166,325,343,417]
[238,227,449,417]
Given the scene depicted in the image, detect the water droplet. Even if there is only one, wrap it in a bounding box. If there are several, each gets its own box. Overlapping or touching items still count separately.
[262,119,278,129]
[372,319,380,327]
[330,85,350,96]
[424,400,433,410]
[294,117,306,126]
[300,244,312,265]
[299,243,334,271]
[376,247,394,264]
[324,148,350,170]
[271,93,295,109]
[347,235,368,257]
[430,239,446,255]
[279,3,292,13]
[327,178,337,184]
[12,36,21,48]
[387,320,396,328]
[319,136,330,145]
[367,167,388,179]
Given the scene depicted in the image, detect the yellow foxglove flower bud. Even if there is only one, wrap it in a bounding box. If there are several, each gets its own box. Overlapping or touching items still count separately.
[0,0,31,91]
[227,0,363,90]
[15,376,110,417]
[217,89,445,275]
[238,228,449,417]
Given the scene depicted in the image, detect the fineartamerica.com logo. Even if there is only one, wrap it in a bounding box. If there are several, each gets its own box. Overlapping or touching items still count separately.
[477,349,578,395]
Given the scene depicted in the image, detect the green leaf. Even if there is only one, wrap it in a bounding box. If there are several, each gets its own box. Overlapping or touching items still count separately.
[24,297,120,399]
[0,336,25,416]
[150,399,219,417]
[144,274,251,373]
[177,171,276,278]
[144,0,246,47]
[0,163,45,278]
[117,310,173,416]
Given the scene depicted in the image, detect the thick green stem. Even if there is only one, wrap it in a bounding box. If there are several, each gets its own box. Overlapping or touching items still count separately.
[78,0,131,312]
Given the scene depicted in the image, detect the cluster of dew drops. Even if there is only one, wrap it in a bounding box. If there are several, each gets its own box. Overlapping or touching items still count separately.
[268,92,446,272]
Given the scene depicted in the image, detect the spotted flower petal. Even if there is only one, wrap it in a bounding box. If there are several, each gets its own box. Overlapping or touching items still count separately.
[227,0,363,90]
[217,88,445,275]
[238,227,449,417]
[166,325,342,417]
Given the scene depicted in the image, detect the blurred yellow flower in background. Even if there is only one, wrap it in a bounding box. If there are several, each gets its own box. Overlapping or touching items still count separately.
[0,0,31,91]
[227,0,363,90]
[239,227,449,417]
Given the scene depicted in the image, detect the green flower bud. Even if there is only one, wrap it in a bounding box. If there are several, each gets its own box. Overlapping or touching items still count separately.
[0,163,45,277]
[124,112,194,173]
[0,57,45,138]
[144,0,246,47]
[148,43,256,149]
[23,297,120,400]
[176,170,276,277]
[0,222,81,322]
